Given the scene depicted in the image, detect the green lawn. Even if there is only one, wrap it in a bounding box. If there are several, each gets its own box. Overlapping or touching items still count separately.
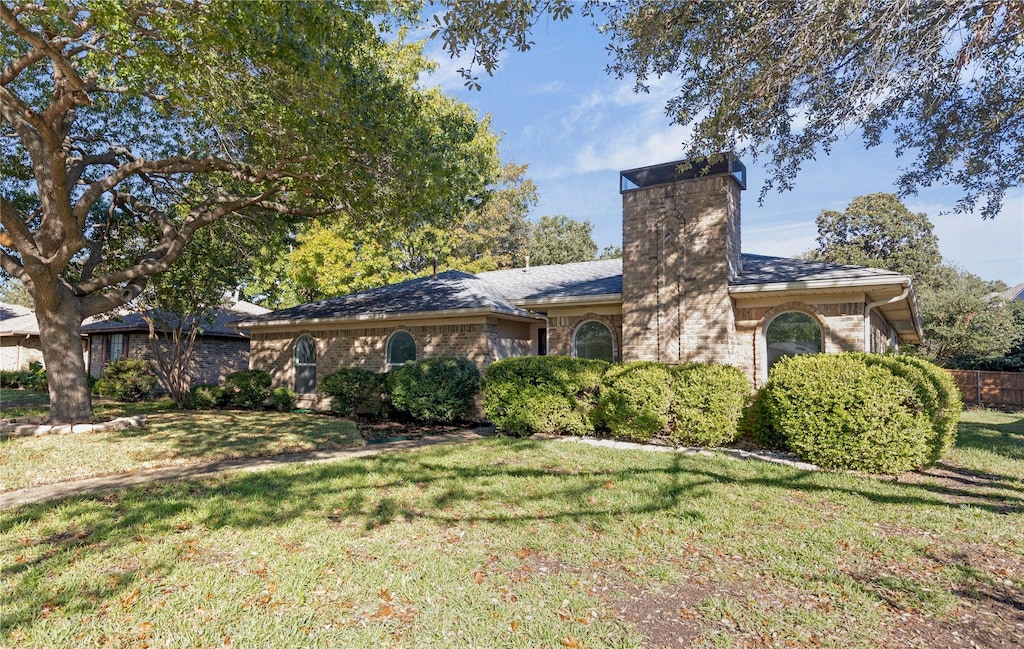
[1,410,1021,648]
[1,406,363,491]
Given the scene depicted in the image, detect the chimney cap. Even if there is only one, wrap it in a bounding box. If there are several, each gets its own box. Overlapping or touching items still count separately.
[620,156,746,193]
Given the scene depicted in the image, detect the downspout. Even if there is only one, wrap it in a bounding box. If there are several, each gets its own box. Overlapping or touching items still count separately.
[864,285,910,353]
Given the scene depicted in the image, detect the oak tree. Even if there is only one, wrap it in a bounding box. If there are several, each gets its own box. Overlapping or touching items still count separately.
[1,1,490,422]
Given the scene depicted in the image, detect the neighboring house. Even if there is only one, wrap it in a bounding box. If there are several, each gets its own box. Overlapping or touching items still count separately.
[1002,282,1024,302]
[236,158,923,406]
[82,300,269,385]
[0,302,44,371]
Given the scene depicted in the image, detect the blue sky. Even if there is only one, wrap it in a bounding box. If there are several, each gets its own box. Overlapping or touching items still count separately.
[420,17,1024,286]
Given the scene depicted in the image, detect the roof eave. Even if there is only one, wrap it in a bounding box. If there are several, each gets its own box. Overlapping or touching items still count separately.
[510,293,623,308]
[234,306,546,330]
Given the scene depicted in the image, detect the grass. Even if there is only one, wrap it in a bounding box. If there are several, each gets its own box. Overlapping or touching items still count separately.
[0,410,1021,647]
[1,405,362,491]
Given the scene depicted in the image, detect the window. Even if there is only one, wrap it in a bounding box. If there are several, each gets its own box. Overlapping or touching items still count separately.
[573,320,614,362]
[293,335,317,394]
[765,311,822,371]
[108,333,126,361]
[537,327,548,356]
[386,331,416,370]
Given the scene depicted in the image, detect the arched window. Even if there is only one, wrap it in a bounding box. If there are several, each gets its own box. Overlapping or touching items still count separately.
[573,320,614,362]
[765,311,822,371]
[293,335,317,394]
[386,331,416,370]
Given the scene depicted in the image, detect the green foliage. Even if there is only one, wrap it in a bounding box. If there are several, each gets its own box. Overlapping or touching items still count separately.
[96,359,160,403]
[670,363,751,447]
[593,362,674,442]
[271,387,297,413]
[809,193,942,284]
[0,363,45,390]
[436,1,1022,218]
[528,215,599,266]
[224,370,273,411]
[754,354,933,473]
[184,384,227,411]
[319,368,387,417]
[915,265,1017,366]
[387,357,481,424]
[482,356,609,436]
[886,355,963,463]
[0,370,21,388]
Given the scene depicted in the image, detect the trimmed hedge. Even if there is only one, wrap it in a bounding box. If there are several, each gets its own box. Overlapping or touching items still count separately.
[593,362,675,441]
[319,367,386,416]
[185,384,226,410]
[271,387,297,412]
[891,355,963,463]
[482,356,609,436]
[387,356,480,423]
[95,358,159,402]
[224,370,272,410]
[754,354,933,473]
[670,363,751,446]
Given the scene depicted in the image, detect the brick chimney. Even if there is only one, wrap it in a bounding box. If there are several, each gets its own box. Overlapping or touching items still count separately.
[619,157,745,364]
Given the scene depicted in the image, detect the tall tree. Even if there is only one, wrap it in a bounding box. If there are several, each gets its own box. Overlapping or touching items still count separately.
[1,1,492,422]
[255,161,533,307]
[808,193,942,284]
[528,215,599,266]
[434,0,1023,218]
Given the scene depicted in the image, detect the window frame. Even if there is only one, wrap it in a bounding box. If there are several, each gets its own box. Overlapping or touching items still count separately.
[762,310,823,379]
[293,334,318,395]
[571,319,615,362]
[386,330,416,370]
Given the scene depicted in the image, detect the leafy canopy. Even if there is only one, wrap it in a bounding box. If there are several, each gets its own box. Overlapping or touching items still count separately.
[434,0,1024,218]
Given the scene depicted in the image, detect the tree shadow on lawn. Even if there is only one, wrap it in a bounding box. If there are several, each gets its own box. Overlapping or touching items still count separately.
[0,438,1020,633]
[107,409,363,462]
[956,413,1024,462]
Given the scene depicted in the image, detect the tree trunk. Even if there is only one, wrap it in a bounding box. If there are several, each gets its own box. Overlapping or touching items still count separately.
[35,287,93,424]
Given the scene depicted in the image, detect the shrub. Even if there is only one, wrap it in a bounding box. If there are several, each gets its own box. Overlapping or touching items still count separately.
[223,370,272,410]
[387,356,480,423]
[271,387,297,412]
[670,363,751,446]
[319,367,386,416]
[755,354,933,473]
[482,356,608,436]
[890,355,963,462]
[185,384,225,410]
[96,358,159,402]
[0,369,24,388]
[593,362,675,442]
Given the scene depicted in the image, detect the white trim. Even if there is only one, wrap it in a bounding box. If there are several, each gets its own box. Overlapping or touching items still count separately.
[729,277,911,294]
[234,306,545,330]
[759,309,824,384]
[511,293,623,308]
[385,329,417,371]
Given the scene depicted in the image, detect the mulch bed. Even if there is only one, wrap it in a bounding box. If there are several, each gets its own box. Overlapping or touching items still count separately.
[351,416,489,443]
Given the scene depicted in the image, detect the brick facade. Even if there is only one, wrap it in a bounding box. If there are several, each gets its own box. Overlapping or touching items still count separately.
[88,332,252,385]
[621,175,741,364]
[0,335,44,371]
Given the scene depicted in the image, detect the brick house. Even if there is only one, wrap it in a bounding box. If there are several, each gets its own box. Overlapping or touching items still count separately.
[237,158,922,406]
[82,300,269,385]
[1,302,45,371]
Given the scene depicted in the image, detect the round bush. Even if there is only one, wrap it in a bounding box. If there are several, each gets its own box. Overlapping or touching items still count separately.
[185,384,225,410]
[319,367,386,416]
[890,355,963,463]
[482,356,608,436]
[670,363,751,446]
[387,356,480,423]
[224,370,272,410]
[271,387,297,412]
[96,358,159,402]
[593,361,675,442]
[757,353,933,473]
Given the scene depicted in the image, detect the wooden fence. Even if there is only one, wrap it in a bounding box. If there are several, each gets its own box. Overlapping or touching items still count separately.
[947,369,1024,410]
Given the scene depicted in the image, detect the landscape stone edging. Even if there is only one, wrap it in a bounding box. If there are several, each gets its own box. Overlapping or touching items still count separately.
[0,414,147,438]
[554,436,821,472]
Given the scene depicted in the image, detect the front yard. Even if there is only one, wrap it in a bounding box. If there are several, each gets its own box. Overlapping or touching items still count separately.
[0,409,1021,648]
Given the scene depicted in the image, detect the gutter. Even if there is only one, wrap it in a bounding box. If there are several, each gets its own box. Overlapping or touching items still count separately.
[233,306,546,330]
[510,293,623,309]
[863,284,919,348]
[729,275,911,294]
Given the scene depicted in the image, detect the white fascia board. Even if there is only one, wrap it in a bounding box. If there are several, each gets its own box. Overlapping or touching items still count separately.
[234,307,546,330]
[728,276,911,294]
[510,293,623,309]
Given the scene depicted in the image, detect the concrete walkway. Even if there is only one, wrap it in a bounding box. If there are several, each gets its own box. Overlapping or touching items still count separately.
[0,429,485,510]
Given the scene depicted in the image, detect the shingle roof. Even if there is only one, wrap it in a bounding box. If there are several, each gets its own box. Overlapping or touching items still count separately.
[477,258,623,301]
[0,302,39,336]
[237,270,542,326]
[0,302,32,320]
[1002,282,1024,302]
[731,254,908,286]
[81,301,269,338]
